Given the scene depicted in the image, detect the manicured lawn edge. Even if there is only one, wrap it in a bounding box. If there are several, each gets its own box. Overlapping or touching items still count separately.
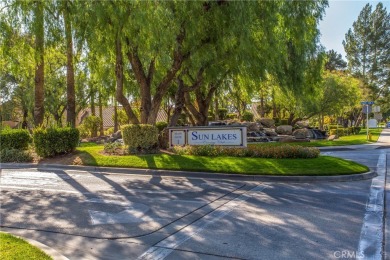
[76,146,368,176]
[0,232,53,260]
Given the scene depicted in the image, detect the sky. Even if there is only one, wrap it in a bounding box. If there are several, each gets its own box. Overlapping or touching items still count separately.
[318,0,390,59]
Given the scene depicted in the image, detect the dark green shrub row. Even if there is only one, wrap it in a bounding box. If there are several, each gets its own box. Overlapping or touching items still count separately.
[171,144,320,159]
[122,124,158,153]
[0,129,31,150]
[0,149,33,162]
[33,127,80,157]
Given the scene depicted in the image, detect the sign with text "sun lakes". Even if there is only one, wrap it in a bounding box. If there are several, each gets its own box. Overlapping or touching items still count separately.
[168,126,247,148]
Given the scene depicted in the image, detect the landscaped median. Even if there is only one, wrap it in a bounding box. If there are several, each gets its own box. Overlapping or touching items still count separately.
[250,128,383,148]
[73,143,369,176]
[0,232,52,260]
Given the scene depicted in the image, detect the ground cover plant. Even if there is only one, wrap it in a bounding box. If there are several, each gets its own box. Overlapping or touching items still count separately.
[0,232,52,260]
[72,143,368,176]
[171,144,320,159]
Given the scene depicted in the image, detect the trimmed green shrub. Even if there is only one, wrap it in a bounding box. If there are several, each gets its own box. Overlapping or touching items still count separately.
[77,124,90,138]
[83,116,102,137]
[33,127,80,157]
[0,149,33,162]
[171,144,320,159]
[227,113,237,120]
[122,124,158,153]
[156,122,168,132]
[242,111,254,122]
[217,108,228,120]
[105,127,115,136]
[0,128,31,151]
[352,127,362,134]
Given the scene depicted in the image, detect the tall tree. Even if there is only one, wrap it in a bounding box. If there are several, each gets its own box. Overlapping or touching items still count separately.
[325,50,347,71]
[62,0,76,127]
[33,0,45,126]
[343,3,390,99]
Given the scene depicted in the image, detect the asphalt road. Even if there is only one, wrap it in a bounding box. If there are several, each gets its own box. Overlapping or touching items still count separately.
[0,147,388,260]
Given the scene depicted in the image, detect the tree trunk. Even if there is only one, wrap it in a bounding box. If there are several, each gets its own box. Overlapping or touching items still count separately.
[184,83,217,126]
[183,107,195,126]
[169,79,186,127]
[271,88,277,119]
[214,93,219,120]
[287,113,295,125]
[259,90,265,118]
[64,2,76,128]
[319,114,324,130]
[114,100,118,132]
[125,27,188,124]
[33,1,45,126]
[90,87,95,116]
[99,92,104,136]
[169,68,204,126]
[115,33,139,124]
[22,110,28,129]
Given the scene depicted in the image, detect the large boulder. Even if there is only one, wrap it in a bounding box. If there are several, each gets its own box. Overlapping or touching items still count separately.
[258,118,275,128]
[295,121,309,128]
[246,122,261,132]
[228,121,243,126]
[107,130,122,143]
[264,128,278,137]
[112,130,122,139]
[292,128,310,139]
[276,125,293,135]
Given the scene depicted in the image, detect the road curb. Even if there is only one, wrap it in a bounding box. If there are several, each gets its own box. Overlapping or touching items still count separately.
[2,231,69,260]
[0,163,377,182]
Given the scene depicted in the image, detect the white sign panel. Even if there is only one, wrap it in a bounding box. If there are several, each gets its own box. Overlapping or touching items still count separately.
[368,119,378,128]
[168,127,247,148]
[170,130,186,146]
[373,106,381,113]
[188,128,245,146]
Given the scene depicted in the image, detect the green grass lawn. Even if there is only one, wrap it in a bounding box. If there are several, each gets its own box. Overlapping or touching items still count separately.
[76,145,368,176]
[250,128,383,148]
[0,232,52,260]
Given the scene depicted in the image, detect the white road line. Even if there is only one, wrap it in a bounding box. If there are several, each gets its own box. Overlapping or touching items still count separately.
[357,150,386,260]
[0,185,82,194]
[137,184,267,260]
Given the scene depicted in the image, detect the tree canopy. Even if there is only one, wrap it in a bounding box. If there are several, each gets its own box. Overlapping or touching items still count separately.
[1,0,335,129]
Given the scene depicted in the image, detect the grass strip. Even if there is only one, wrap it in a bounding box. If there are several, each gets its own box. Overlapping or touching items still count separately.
[76,145,368,176]
[0,232,52,260]
[250,128,383,147]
